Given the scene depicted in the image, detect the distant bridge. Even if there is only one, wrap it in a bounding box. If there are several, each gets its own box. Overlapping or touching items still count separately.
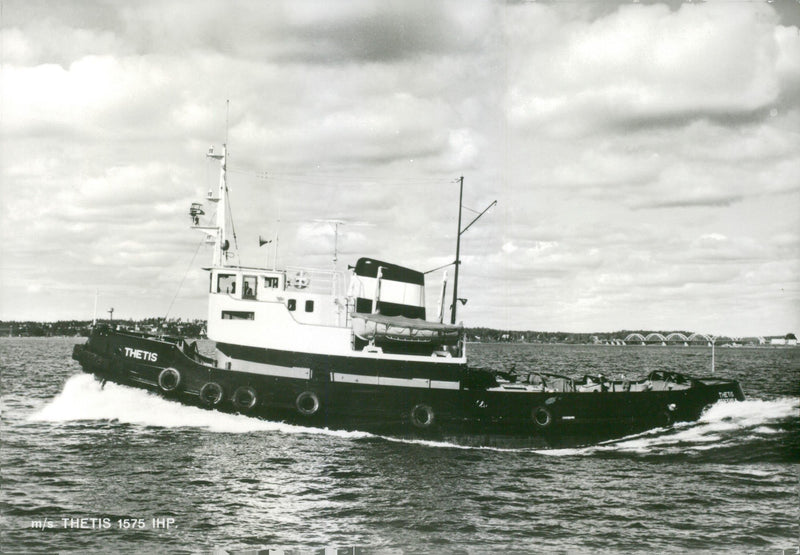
[603,333,765,346]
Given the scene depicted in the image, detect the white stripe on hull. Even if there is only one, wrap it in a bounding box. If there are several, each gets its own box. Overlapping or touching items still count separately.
[217,353,312,380]
[329,372,380,385]
[430,380,461,390]
[330,372,460,390]
[218,350,461,389]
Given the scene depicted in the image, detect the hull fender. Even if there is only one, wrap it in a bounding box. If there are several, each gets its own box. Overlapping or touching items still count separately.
[158,368,181,392]
[296,391,321,416]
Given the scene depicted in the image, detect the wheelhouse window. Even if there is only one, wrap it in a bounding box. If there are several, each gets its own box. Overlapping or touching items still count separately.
[217,274,236,294]
[305,300,314,312]
[287,299,296,311]
[243,275,257,299]
[221,311,254,320]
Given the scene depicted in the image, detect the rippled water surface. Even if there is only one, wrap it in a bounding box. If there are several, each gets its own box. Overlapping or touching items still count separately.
[1,338,798,553]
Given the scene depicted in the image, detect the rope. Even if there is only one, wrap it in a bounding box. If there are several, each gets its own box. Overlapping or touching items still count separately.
[163,236,206,323]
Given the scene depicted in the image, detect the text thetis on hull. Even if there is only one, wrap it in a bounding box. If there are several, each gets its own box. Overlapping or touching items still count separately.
[72,142,745,448]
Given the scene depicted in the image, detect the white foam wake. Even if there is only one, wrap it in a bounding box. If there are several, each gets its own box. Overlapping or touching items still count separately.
[539,397,798,457]
[29,374,371,439]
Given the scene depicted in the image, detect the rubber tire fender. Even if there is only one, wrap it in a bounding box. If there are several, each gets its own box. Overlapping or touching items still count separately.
[158,367,181,392]
[532,406,553,428]
[199,382,224,406]
[410,403,435,429]
[295,391,321,416]
[232,386,258,411]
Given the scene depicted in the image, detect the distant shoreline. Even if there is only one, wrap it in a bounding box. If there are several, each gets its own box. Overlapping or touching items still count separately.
[3,335,797,348]
[0,320,794,346]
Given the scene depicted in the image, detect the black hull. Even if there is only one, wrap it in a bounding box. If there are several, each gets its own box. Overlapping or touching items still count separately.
[71,328,745,448]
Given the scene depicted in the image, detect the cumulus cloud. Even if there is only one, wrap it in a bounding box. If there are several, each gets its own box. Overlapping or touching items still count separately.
[507,3,793,133]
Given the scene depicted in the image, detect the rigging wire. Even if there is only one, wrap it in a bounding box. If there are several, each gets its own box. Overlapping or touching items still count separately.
[227,167,451,186]
[424,260,456,274]
[225,182,241,266]
[162,235,206,324]
[225,100,230,147]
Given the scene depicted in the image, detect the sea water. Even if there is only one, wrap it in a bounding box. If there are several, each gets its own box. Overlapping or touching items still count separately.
[1,337,798,553]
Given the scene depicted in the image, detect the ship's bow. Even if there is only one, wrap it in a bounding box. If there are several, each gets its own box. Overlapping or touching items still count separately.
[695,376,746,402]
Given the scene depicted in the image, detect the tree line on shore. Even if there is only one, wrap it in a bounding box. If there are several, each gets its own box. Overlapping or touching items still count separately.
[0,319,205,338]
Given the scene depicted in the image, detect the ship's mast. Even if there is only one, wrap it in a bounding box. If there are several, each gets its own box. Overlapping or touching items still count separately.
[206,144,228,267]
[450,177,496,324]
[451,177,464,325]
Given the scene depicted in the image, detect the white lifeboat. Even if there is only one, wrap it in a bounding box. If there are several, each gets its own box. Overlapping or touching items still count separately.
[352,312,462,345]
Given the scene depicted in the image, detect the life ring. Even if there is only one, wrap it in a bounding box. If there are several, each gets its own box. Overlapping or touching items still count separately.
[295,391,320,416]
[532,406,553,428]
[410,403,435,429]
[293,271,310,289]
[158,367,181,392]
[199,382,224,406]
[232,386,258,411]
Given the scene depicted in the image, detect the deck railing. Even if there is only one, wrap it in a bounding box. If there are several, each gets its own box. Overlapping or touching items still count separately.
[284,266,349,298]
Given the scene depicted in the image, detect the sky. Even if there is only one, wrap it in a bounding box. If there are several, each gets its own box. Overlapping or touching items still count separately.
[1,0,799,337]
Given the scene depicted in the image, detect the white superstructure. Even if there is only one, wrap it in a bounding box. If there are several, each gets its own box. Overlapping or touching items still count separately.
[191,144,465,365]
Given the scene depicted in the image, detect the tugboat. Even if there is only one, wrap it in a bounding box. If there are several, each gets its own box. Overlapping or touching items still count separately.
[72,144,745,447]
